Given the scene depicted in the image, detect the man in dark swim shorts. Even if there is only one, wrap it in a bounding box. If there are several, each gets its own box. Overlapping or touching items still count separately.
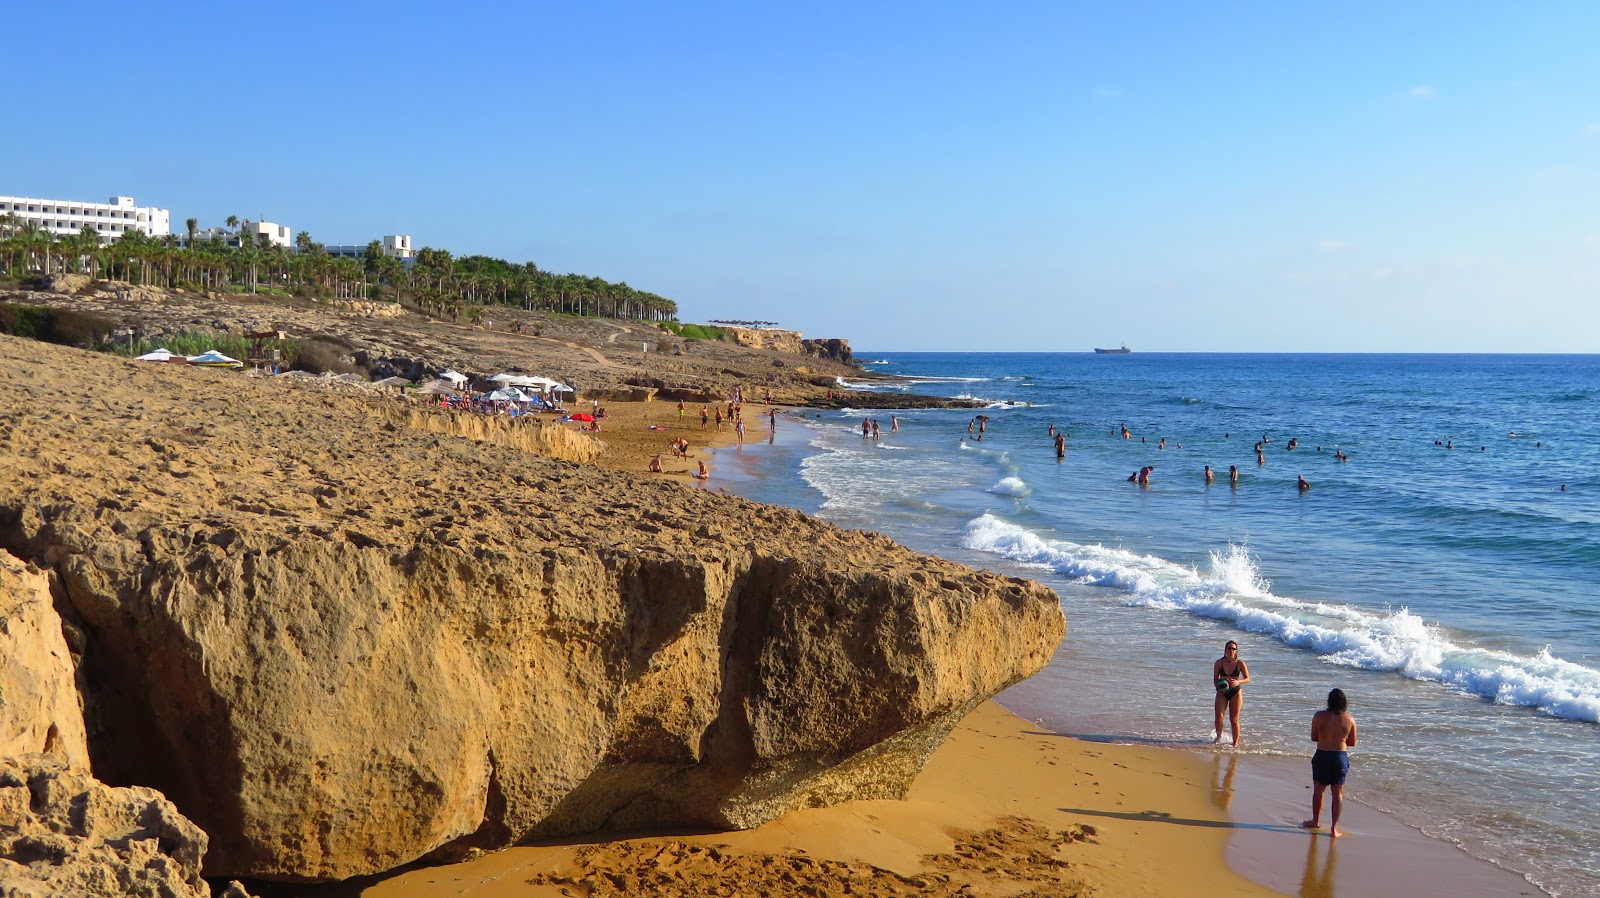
[1303,688,1358,838]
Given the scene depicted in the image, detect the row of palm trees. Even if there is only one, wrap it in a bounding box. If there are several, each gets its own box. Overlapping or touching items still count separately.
[0,215,679,323]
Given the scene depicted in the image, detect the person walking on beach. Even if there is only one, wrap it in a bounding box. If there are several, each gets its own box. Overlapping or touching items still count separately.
[1303,689,1358,838]
[1212,640,1251,746]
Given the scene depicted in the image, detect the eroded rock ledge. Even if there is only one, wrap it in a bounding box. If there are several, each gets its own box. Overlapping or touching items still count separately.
[0,335,1065,883]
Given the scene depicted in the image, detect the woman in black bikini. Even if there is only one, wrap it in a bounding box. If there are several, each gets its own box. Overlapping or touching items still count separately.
[1212,640,1251,746]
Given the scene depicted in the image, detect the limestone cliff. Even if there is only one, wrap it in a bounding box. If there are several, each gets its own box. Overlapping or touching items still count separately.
[0,334,1065,883]
[0,556,89,769]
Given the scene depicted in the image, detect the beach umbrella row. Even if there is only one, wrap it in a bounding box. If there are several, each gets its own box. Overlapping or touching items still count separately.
[136,348,243,368]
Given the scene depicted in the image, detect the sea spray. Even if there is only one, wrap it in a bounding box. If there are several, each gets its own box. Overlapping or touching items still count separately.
[961,513,1600,723]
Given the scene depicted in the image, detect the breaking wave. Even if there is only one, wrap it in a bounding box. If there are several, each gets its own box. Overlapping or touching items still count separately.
[961,513,1600,724]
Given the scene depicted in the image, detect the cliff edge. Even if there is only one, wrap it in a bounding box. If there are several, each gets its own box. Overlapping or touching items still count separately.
[0,334,1064,883]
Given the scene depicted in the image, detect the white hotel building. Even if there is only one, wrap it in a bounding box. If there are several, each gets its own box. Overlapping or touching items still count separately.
[0,195,171,243]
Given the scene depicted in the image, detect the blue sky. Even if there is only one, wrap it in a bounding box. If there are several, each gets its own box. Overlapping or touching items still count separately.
[8,3,1599,351]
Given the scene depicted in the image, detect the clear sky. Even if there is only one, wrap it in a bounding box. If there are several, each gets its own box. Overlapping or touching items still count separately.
[8,3,1599,351]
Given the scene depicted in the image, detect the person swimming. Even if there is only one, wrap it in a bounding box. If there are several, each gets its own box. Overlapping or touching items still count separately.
[1205,465,1214,483]
[1298,475,1311,491]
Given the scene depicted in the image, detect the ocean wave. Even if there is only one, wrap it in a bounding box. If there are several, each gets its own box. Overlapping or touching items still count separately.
[961,514,1600,724]
[952,393,1023,408]
[989,476,1031,498]
[877,443,910,450]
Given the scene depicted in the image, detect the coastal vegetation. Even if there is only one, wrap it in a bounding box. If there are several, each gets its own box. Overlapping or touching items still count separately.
[658,321,727,341]
[0,214,679,325]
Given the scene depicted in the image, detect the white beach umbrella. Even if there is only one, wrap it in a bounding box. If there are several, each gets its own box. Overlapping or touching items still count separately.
[187,349,242,368]
[439,369,469,384]
[135,348,176,361]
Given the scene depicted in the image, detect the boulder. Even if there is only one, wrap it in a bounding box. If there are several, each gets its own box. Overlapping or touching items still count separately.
[0,335,1066,883]
[0,754,210,898]
[801,338,854,365]
[0,555,89,769]
[43,275,90,295]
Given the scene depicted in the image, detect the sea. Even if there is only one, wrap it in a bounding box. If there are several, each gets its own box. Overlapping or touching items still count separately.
[708,352,1599,898]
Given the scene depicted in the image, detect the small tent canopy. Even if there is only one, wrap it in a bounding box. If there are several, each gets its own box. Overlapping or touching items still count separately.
[490,373,545,388]
[135,348,176,362]
[187,349,242,368]
[438,370,470,385]
[371,376,414,388]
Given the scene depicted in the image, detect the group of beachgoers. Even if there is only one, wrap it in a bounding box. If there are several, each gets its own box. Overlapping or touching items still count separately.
[1210,640,1359,839]
[430,392,567,420]
[1041,422,1352,491]
[856,415,899,441]
[649,387,784,481]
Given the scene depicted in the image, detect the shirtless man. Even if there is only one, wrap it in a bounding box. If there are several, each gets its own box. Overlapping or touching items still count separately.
[1205,465,1214,483]
[648,454,664,473]
[1303,689,1358,838]
[1212,640,1250,745]
[1055,433,1066,460]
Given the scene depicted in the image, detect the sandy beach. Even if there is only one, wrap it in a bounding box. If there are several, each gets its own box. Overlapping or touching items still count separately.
[301,397,1538,898]
[306,702,1273,898]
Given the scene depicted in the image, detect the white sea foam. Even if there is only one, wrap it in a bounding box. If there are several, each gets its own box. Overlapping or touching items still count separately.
[989,476,1031,497]
[962,513,1600,724]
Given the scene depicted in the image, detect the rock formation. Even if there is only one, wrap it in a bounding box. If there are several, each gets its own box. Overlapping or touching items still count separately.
[0,556,89,769]
[0,754,212,898]
[0,334,1065,883]
[801,337,853,365]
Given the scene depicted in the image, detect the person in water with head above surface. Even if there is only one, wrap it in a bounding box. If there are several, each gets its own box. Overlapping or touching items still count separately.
[1303,688,1358,839]
[1212,640,1250,746]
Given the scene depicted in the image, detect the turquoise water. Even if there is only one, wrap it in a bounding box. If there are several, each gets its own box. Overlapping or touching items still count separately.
[714,352,1599,898]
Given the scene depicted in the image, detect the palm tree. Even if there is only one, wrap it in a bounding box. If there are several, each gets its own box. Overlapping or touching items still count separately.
[185,217,198,247]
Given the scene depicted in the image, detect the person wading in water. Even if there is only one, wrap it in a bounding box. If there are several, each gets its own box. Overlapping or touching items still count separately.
[1212,640,1251,745]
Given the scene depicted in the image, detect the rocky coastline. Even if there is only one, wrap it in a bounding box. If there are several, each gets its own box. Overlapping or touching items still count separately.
[0,324,1063,892]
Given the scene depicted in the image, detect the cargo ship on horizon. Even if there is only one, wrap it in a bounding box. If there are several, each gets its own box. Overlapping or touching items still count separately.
[1094,344,1132,354]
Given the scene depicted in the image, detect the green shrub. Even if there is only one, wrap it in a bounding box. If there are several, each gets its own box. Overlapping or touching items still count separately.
[660,321,726,341]
[0,303,117,347]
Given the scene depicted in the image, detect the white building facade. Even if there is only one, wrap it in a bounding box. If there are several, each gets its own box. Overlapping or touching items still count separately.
[324,235,416,260]
[0,195,171,243]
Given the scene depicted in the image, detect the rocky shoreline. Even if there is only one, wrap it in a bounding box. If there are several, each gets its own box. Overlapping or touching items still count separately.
[1,282,979,410]
[0,330,1062,893]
